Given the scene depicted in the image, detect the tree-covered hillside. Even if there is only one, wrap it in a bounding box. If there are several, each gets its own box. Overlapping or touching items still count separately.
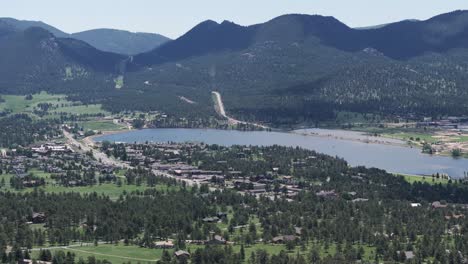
[3,11,468,125]
[0,18,170,55]
[0,27,124,95]
[70,29,170,55]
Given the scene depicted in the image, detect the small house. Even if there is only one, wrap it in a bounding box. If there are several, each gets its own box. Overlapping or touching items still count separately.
[202,216,220,223]
[432,201,448,209]
[208,235,226,245]
[174,250,191,259]
[272,235,296,244]
[154,240,174,249]
[32,212,46,224]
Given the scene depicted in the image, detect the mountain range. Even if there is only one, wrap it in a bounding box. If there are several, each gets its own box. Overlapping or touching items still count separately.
[0,18,170,55]
[134,10,468,65]
[2,11,468,125]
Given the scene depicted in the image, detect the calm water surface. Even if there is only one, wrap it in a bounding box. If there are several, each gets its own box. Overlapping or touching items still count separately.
[95,128,468,178]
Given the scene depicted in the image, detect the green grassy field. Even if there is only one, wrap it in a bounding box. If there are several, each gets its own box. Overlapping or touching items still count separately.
[76,120,125,132]
[36,183,164,198]
[0,170,176,199]
[32,244,163,263]
[1,180,176,200]
[348,126,437,143]
[31,241,376,263]
[0,92,110,118]
[114,76,124,89]
[394,173,450,185]
[383,132,438,144]
[0,92,64,114]
[50,104,109,116]
[349,125,468,145]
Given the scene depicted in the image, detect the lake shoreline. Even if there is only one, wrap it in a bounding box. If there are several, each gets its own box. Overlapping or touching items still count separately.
[290,130,409,148]
[93,128,468,178]
[90,126,462,159]
[84,128,136,147]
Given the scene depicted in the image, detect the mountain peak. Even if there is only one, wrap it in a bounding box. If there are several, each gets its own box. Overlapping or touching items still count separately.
[220,20,235,25]
[196,20,219,28]
[0,17,68,37]
[270,13,349,27]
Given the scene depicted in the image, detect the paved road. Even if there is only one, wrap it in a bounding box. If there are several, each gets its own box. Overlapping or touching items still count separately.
[212,91,268,129]
[66,247,158,262]
[64,129,209,188]
[63,130,129,168]
[30,242,106,251]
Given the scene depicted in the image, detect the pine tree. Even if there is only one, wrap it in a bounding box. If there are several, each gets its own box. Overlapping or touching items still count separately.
[240,244,245,261]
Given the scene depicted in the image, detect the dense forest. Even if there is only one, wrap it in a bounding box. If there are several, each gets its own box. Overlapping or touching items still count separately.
[0,115,61,148]
[78,143,468,263]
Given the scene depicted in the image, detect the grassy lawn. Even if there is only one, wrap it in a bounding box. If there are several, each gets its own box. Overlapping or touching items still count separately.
[29,169,53,178]
[0,92,64,114]
[33,244,162,263]
[383,132,437,144]
[240,243,291,257]
[455,136,468,143]
[394,173,449,185]
[0,173,13,189]
[76,120,125,132]
[0,171,175,199]
[50,104,109,116]
[345,125,436,141]
[351,125,468,145]
[0,170,52,189]
[0,92,109,117]
[36,184,155,198]
[24,183,176,200]
[31,242,376,263]
[114,75,124,89]
[30,223,46,230]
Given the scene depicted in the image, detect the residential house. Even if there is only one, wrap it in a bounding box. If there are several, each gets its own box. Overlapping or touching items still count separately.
[272,235,297,244]
[154,240,174,249]
[432,201,448,209]
[32,212,46,224]
[208,235,227,245]
[174,250,191,259]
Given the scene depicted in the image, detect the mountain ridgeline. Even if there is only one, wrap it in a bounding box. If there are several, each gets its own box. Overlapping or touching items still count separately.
[0,18,170,55]
[2,11,468,125]
[70,29,170,55]
[134,10,468,65]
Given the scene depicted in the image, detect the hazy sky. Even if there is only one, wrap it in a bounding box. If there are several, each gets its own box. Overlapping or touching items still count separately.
[3,0,468,38]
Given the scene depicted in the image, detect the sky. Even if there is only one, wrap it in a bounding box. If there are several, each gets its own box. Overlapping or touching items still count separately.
[2,0,468,39]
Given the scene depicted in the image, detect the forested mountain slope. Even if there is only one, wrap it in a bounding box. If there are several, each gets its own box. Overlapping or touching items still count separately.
[125,11,468,125]
[134,10,468,66]
[0,27,124,94]
[2,12,468,124]
[0,17,68,37]
[0,18,170,55]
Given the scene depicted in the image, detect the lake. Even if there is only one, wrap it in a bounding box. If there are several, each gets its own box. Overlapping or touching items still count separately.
[95,128,468,178]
